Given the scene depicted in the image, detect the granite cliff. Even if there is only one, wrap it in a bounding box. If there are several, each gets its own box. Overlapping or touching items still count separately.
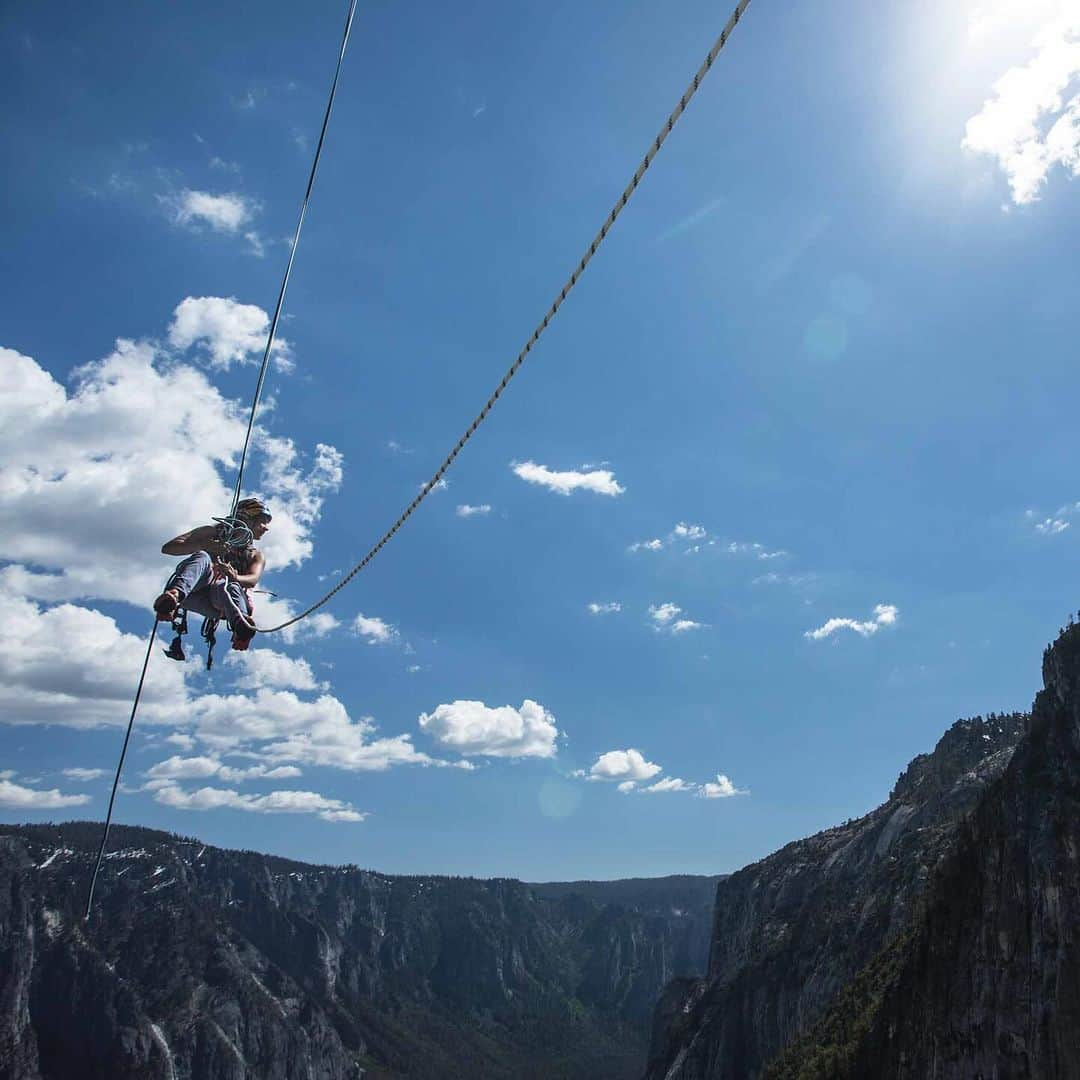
[644,711,1027,1079]
[0,823,716,1079]
[765,621,1080,1077]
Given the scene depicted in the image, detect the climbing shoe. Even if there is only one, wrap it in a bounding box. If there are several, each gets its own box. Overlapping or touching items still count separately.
[153,588,181,622]
[231,614,257,651]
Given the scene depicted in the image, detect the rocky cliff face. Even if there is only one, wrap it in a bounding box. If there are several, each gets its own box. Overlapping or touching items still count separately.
[0,824,716,1080]
[765,622,1080,1078]
[644,711,1027,1080]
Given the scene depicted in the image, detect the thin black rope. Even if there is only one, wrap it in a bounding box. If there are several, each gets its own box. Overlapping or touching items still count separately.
[259,0,753,634]
[84,619,158,919]
[85,2,360,917]
[230,0,359,517]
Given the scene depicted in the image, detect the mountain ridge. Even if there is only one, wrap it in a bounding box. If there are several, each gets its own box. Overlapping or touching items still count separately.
[0,821,719,1079]
[644,709,1028,1079]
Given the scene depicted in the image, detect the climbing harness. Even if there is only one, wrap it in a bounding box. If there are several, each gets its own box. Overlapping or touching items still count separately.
[86,0,754,917]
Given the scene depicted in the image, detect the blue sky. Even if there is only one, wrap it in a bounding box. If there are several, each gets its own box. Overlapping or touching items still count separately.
[3,0,1080,880]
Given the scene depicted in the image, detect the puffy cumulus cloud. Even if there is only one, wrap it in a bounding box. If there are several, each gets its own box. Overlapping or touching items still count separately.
[587,748,662,783]
[62,767,106,781]
[0,340,241,605]
[144,755,303,783]
[0,776,91,809]
[168,296,291,371]
[258,439,343,571]
[224,648,322,691]
[698,773,748,799]
[353,614,398,645]
[418,699,559,759]
[963,9,1080,204]
[628,538,664,553]
[0,338,338,611]
[456,503,492,517]
[511,461,625,497]
[804,603,898,641]
[0,593,191,729]
[146,755,222,781]
[587,601,621,615]
[186,688,435,772]
[149,780,366,822]
[616,780,637,793]
[641,777,696,794]
[648,602,706,635]
[671,522,707,541]
[162,189,258,232]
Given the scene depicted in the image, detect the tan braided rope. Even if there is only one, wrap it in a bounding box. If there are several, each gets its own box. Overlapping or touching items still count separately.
[261,0,752,633]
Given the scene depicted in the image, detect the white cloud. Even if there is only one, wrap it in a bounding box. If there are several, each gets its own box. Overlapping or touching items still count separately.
[146,755,222,781]
[1035,517,1070,534]
[587,601,621,615]
[511,461,625,497]
[1026,503,1080,534]
[963,9,1080,204]
[0,777,91,809]
[805,603,899,641]
[672,522,706,541]
[752,571,818,587]
[627,523,786,560]
[62,767,107,781]
[149,780,365,822]
[353,613,398,645]
[163,189,259,232]
[185,688,435,772]
[456,504,492,517]
[617,780,638,793]
[699,773,748,799]
[144,755,304,784]
[649,602,682,626]
[420,478,449,494]
[419,699,559,758]
[587,748,662,783]
[649,602,706,635]
[0,337,337,615]
[225,648,322,691]
[165,733,196,750]
[642,777,696,793]
[0,593,191,729]
[168,296,291,371]
[726,541,787,560]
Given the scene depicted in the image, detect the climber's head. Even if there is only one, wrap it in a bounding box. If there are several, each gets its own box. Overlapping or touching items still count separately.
[235,497,272,539]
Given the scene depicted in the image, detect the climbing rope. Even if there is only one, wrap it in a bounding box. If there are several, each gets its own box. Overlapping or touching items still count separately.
[85,0,360,917]
[87,0,754,913]
[229,0,359,518]
[259,0,753,634]
[84,619,158,918]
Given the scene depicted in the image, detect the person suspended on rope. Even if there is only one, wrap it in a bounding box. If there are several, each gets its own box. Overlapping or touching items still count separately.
[153,497,271,654]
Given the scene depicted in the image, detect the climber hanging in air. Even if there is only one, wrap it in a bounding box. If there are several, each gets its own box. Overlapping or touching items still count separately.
[153,497,271,661]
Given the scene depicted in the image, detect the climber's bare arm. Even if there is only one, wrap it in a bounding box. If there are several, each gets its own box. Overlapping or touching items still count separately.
[161,525,226,557]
